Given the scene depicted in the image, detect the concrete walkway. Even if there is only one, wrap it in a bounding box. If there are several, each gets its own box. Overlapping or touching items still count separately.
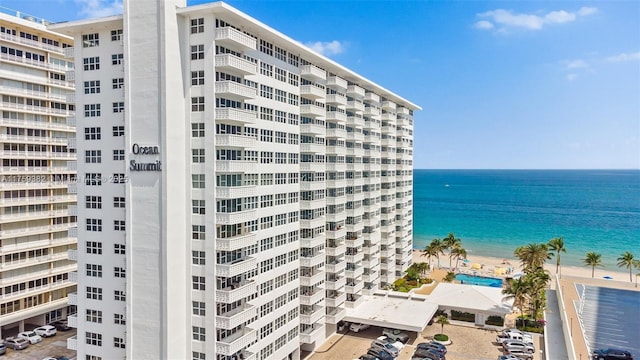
[545,289,569,360]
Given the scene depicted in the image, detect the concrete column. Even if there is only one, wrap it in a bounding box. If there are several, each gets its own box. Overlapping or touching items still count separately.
[18,320,24,332]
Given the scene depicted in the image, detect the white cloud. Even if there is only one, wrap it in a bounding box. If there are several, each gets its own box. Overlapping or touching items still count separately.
[565,59,588,69]
[605,52,640,62]
[566,73,578,81]
[304,40,346,56]
[476,6,597,31]
[75,0,122,18]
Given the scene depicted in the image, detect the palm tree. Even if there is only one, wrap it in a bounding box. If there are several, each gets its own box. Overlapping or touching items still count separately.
[583,252,603,278]
[451,246,467,270]
[421,240,439,269]
[547,237,567,274]
[443,233,462,269]
[436,314,449,334]
[526,267,551,319]
[502,277,529,318]
[515,243,551,272]
[415,262,430,278]
[617,251,636,283]
[422,239,445,268]
[634,260,640,288]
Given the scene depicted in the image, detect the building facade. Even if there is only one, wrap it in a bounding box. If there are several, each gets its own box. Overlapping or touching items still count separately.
[0,9,76,337]
[51,1,417,359]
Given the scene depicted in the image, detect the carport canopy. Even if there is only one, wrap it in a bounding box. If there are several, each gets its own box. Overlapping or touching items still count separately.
[344,294,439,333]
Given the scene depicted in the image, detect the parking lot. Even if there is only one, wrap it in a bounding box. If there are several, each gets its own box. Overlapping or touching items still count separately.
[3,328,76,360]
[309,323,543,360]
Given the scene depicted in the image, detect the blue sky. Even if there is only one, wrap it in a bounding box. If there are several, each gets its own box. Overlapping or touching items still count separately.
[3,0,638,169]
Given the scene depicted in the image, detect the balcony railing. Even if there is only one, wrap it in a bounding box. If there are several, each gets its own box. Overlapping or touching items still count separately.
[216,280,257,303]
[325,307,346,324]
[326,75,348,90]
[215,108,257,124]
[347,84,365,98]
[215,27,257,50]
[215,81,257,100]
[216,257,257,278]
[216,304,257,329]
[216,328,257,356]
[215,54,258,75]
[300,65,326,81]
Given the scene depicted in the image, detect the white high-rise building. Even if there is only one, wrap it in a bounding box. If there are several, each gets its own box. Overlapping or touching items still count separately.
[0,9,76,337]
[50,1,417,359]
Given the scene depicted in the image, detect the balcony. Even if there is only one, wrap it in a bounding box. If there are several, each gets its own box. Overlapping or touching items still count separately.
[65,70,75,82]
[300,271,324,287]
[364,92,380,104]
[215,81,257,100]
[326,128,347,138]
[325,276,346,291]
[346,252,364,264]
[216,233,257,252]
[215,186,257,199]
[327,75,348,89]
[300,65,326,81]
[326,307,346,324]
[215,27,257,50]
[215,134,257,148]
[345,295,365,309]
[326,260,346,274]
[300,104,325,118]
[326,111,347,123]
[300,85,326,99]
[67,314,78,328]
[300,305,324,325]
[345,266,364,279]
[300,235,325,248]
[300,252,325,268]
[326,93,347,105]
[300,217,326,229]
[216,280,257,303]
[300,123,325,135]
[362,283,379,296]
[300,290,324,306]
[325,244,346,257]
[215,54,257,75]
[300,323,325,345]
[382,101,397,111]
[365,107,380,116]
[300,143,325,154]
[67,335,77,351]
[347,100,365,112]
[326,227,346,239]
[67,249,77,261]
[216,304,257,329]
[326,293,346,307]
[217,328,257,356]
[216,257,257,278]
[215,108,257,124]
[216,160,257,173]
[346,281,364,294]
[300,181,326,191]
[347,84,365,98]
[63,47,74,59]
[216,210,257,225]
[362,271,379,283]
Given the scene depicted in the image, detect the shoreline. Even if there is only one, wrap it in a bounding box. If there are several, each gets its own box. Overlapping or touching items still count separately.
[411,250,635,284]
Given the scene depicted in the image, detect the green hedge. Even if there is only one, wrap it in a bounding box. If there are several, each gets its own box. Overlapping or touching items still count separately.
[434,333,449,341]
[485,315,504,326]
[451,310,475,322]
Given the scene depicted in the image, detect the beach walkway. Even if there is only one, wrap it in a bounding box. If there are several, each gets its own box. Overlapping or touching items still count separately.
[545,289,569,360]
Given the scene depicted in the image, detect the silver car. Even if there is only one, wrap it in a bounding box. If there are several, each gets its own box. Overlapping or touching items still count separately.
[503,340,535,354]
[370,339,400,357]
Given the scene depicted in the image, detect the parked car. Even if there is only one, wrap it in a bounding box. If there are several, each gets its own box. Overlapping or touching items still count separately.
[43,357,70,360]
[350,323,371,333]
[49,321,71,331]
[4,338,29,350]
[377,336,405,351]
[370,339,400,357]
[417,341,448,355]
[34,325,57,337]
[359,355,380,360]
[17,331,42,344]
[412,348,446,360]
[592,348,634,360]
[382,328,410,343]
[503,350,533,360]
[498,355,521,360]
[367,348,394,360]
[0,342,5,355]
[496,332,533,344]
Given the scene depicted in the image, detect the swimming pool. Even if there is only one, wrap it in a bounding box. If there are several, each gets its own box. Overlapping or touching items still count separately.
[455,274,503,287]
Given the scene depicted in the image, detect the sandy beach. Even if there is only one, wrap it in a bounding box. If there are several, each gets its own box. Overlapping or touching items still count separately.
[411,249,634,283]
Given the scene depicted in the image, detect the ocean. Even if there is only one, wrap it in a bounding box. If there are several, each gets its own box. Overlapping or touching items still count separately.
[412,169,640,268]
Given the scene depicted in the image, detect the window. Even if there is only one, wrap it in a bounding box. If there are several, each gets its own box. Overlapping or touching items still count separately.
[85,332,102,346]
[191,123,204,137]
[86,241,102,254]
[112,53,123,65]
[190,18,204,33]
[192,276,205,290]
[112,102,124,113]
[192,225,205,240]
[275,89,286,103]
[83,57,99,71]
[113,149,124,161]
[112,78,124,89]
[85,195,102,209]
[113,173,127,183]
[86,309,102,323]
[259,85,273,99]
[84,104,101,117]
[191,97,204,111]
[86,264,102,277]
[84,127,101,140]
[260,62,273,77]
[191,45,204,60]
[114,337,125,349]
[82,33,99,47]
[191,70,204,85]
[85,173,102,186]
[85,150,101,163]
[192,301,205,316]
[86,286,102,300]
[114,313,125,325]
[86,218,102,232]
[111,29,123,41]
[192,200,205,214]
[84,80,100,94]
[114,290,125,301]
[114,267,126,278]
[275,67,286,81]
[193,352,205,360]
[112,126,124,136]
[114,244,125,254]
[114,197,125,208]
[192,251,205,265]
[192,174,205,189]
[192,326,205,341]
[192,149,205,163]
[114,220,125,231]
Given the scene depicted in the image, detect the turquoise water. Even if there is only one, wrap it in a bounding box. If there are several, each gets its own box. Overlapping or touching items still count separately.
[454,274,503,287]
[413,170,640,268]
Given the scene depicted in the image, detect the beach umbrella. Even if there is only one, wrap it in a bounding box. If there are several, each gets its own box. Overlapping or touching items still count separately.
[471,263,481,270]
[494,267,506,275]
[512,272,523,279]
[463,259,470,263]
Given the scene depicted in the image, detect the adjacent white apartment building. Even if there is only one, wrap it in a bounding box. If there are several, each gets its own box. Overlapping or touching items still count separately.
[0,9,76,337]
[50,1,417,359]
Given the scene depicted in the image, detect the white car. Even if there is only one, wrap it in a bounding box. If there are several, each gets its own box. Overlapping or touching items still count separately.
[17,331,42,344]
[349,323,371,332]
[377,336,405,351]
[34,325,57,337]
